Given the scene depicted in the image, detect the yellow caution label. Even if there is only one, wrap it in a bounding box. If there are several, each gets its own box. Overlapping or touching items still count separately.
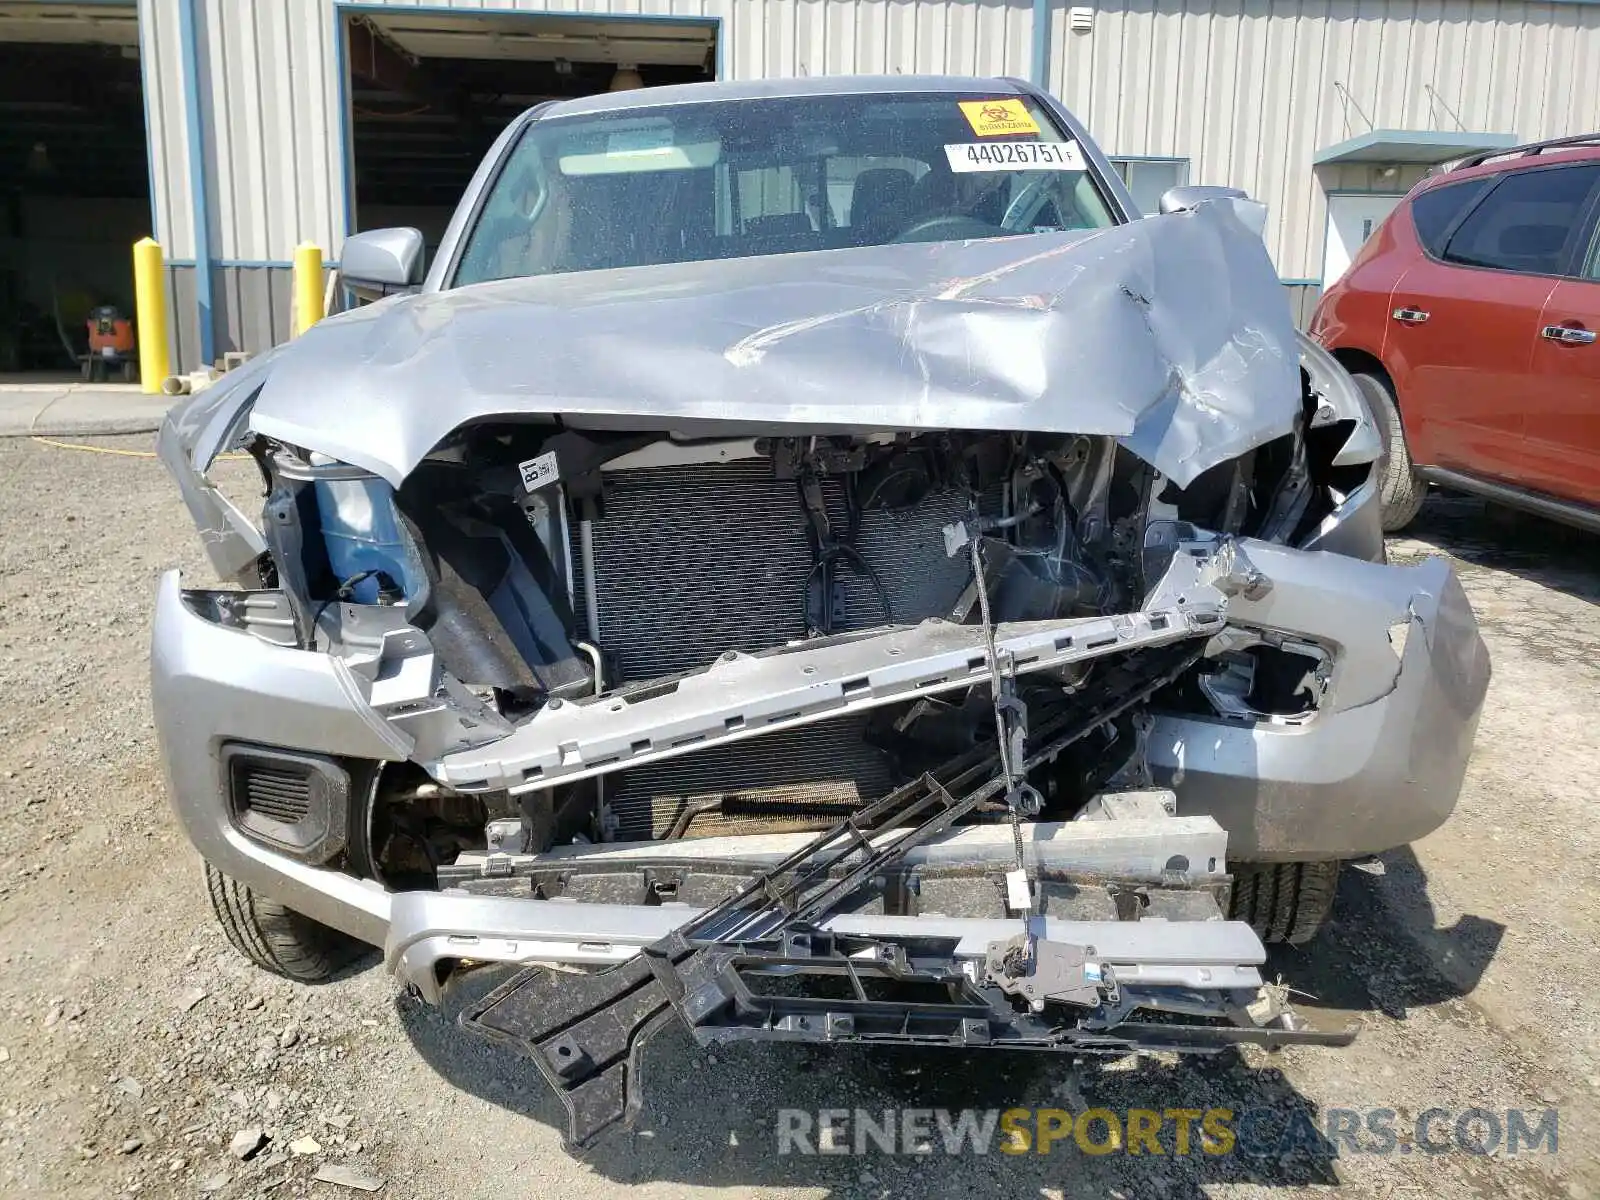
[959,99,1041,137]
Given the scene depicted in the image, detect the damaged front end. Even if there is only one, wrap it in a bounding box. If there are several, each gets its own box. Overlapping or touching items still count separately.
[152,204,1488,1147]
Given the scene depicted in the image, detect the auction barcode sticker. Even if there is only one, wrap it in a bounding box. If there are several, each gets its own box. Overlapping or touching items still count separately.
[945,141,1086,172]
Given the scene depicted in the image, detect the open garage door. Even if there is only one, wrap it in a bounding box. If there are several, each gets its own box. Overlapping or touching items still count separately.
[341,8,717,249]
[0,1,148,380]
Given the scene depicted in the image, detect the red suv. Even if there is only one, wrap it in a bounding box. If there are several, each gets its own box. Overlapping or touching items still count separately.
[1312,134,1600,533]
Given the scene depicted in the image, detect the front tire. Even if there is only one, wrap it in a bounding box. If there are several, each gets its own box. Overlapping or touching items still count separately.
[1229,860,1341,945]
[204,864,363,981]
[1353,371,1425,532]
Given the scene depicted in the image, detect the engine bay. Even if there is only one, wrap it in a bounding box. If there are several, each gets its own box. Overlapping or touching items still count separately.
[224,406,1362,890]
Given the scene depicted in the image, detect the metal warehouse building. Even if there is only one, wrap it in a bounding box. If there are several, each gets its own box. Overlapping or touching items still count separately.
[4,0,1600,373]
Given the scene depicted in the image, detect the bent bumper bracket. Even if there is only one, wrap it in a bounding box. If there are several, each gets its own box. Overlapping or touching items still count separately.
[463,924,1356,1148]
[457,644,1358,1149]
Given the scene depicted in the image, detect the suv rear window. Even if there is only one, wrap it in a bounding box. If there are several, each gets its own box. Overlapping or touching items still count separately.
[1441,164,1600,275]
[1410,178,1491,255]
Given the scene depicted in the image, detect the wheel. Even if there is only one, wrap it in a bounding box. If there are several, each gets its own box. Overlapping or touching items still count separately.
[204,863,364,981]
[1228,860,1341,945]
[1352,371,1425,532]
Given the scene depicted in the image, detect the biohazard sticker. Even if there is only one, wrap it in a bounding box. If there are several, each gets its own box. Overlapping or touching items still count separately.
[958,98,1042,137]
[945,141,1086,172]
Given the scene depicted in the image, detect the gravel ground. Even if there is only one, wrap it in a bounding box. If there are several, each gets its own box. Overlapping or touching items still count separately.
[0,433,1597,1199]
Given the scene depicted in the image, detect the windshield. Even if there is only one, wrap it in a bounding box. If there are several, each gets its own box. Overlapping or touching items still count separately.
[452,90,1117,286]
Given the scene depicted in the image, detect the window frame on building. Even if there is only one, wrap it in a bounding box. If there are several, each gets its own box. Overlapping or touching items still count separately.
[1107,156,1191,216]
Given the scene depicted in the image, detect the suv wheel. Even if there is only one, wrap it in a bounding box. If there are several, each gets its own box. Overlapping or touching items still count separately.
[1353,372,1426,532]
[1228,860,1341,945]
[204,864,364,981]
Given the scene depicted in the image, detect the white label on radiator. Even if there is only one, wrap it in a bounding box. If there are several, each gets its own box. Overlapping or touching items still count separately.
[1005,869,1031,913]
[518,451,560,492]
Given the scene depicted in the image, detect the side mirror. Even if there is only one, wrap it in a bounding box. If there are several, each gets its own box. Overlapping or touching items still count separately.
[1157,184,1248,214]
[341,228,425,302]
[1157,185,1267,237]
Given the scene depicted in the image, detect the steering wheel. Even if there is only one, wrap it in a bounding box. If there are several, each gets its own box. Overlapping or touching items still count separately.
[1001,178,1050,231]
[891,213,1003,243]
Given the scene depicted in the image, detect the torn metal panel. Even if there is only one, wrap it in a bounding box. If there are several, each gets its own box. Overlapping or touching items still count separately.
[195,200,1299,488]
[423,539,1233,795]
[154,418,266,585]
[1297,331,1382,467]
[1150,551,1492,859]
[1213,540,1455,711]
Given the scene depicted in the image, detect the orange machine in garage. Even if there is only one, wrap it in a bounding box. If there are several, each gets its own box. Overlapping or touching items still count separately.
[84,304,136,382]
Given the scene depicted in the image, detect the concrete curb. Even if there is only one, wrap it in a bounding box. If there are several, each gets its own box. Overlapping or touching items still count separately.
[0,386,178,439]
[7,422,163,439]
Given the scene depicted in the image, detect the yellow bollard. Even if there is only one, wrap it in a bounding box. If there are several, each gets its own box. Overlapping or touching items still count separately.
[293,242,325,335]
[132,237,170,393]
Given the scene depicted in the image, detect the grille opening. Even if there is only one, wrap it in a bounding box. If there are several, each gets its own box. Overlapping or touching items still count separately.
[741,969,957,1006]
[565,459,996,839]
[224,745,350,863]
[238,767,313,823]
[569,461,980,684]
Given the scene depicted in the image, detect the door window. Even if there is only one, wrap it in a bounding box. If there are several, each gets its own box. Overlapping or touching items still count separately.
[1442,165,1600,276]
[1578,215,1600,279]
[1410,178,1492,256]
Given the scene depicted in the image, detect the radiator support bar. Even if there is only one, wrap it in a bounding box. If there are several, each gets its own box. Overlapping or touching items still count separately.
[429,542,1235,796]
[457,643,1355,1150]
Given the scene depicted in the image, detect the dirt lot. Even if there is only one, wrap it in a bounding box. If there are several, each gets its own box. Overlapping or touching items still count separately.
[0,433,1596,1200]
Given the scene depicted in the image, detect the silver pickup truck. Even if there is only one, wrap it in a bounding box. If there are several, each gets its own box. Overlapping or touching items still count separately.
[152,75,1490,1147]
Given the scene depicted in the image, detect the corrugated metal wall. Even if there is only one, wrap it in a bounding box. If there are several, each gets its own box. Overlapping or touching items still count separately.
[165,266,297,368]
[729,0,1031,80]
[138,0,189,259]
[1053,0,1600,281]
[137,0,1600,353]
[198,3,346,263]
[140,0,1031,262]
[141,0,346,262]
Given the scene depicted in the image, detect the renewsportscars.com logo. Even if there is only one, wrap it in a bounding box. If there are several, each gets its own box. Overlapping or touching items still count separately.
[776,1107,1560,1158]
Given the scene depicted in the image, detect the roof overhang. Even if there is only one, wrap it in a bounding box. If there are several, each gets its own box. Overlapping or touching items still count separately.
[0,1,138,48]
[1313,129,1521,166]
[364,9,717,68]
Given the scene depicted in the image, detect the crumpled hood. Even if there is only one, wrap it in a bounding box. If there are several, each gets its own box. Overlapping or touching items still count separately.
[232,200,1299,488]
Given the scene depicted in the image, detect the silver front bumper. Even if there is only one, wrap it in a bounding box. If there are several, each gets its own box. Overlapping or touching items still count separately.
[1150,544,1490,858]
[387,895,1268,1006]
[151,537,1489,995]
[388,811,1255,1003]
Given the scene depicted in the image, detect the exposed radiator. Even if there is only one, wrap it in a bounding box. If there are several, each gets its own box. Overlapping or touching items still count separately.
[571,457,981,839]
[574,459,976,680]
[603,720,895,841]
